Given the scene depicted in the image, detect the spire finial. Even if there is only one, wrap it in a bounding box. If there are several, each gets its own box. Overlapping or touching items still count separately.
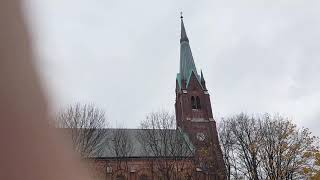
[180,12,189,43]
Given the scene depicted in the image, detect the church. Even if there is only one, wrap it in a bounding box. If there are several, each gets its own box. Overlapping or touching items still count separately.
[88,16,226,180]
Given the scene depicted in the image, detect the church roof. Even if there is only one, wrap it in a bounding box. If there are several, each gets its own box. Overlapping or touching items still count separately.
[95,128,194,159]
[61,128,195,159]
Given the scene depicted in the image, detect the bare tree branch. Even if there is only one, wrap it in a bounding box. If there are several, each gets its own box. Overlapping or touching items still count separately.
[108,127,134,171]
[56,103,108,157]
[137,111,194,180]
[218,113,319,180]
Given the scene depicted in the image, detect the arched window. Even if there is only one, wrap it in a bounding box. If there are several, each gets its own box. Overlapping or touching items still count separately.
[191,96,196,109]
[196,96,201,109]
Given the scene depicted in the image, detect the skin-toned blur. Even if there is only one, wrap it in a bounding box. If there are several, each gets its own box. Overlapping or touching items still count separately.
[0,1,91,179]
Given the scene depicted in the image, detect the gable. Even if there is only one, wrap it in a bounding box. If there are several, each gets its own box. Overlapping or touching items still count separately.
[186,70,203,91]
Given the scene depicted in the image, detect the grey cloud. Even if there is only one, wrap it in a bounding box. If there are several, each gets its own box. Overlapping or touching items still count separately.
[26,0,320,136]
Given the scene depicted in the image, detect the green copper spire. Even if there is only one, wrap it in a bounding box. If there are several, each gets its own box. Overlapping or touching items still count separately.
[179,15,199,83]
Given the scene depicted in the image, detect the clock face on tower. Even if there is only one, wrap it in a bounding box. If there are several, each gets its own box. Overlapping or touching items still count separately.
[196,132,206,141]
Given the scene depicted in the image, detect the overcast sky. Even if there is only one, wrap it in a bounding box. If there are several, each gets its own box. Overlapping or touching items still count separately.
[25,0,320,135]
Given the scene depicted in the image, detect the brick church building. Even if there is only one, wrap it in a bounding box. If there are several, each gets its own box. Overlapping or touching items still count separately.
[87,16,226,180]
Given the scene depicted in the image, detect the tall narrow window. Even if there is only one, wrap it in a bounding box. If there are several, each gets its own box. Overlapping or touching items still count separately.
[191,96,196,109]
[196,96,201,109]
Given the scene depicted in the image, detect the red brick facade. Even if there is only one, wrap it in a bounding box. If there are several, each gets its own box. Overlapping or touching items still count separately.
[175,72,226,179]
[90,158,217,180]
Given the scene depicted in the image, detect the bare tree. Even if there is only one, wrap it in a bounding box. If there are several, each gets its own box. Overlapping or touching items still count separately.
[108,127,134,171]
[303,150,320,179]
[218,118,241,180]
[259,114,318,179]
[218,113,319,180]
[218,113,262,180]
[137,111,194,180]
[57,103,107,157]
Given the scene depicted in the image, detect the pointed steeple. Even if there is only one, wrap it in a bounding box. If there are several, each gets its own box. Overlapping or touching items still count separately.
[179,14,199,83]
[180,14,189,43]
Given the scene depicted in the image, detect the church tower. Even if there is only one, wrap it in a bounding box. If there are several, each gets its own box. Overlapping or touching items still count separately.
[175,15,226,179]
